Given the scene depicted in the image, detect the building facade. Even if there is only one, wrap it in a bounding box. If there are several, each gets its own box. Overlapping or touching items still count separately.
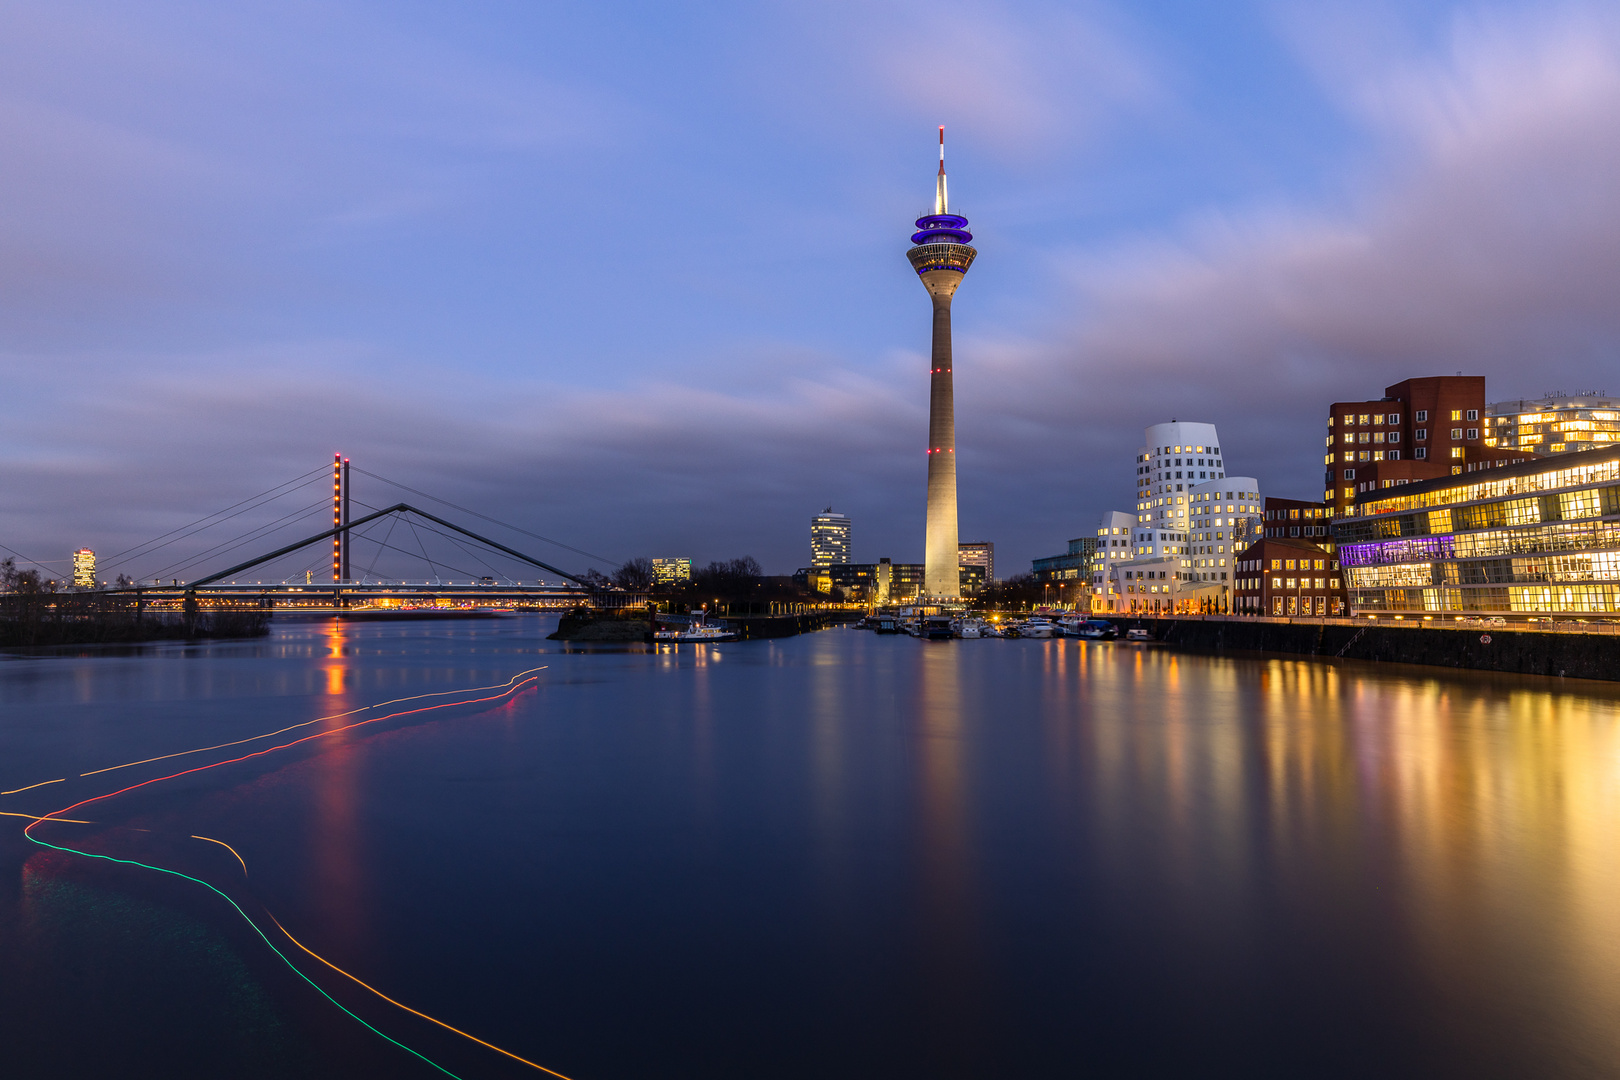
[651,557,691,585]
[1486,393,1620,456]
[795,561,926,603]
[1089,510,1136,608]
[1033,537,1099,583]
[1232,537,1346,616]
[1333,445,1620,617]
[958,541,993,584]
[72,548,95,589]
[1325,376,1488,515]
[811,509,851,567]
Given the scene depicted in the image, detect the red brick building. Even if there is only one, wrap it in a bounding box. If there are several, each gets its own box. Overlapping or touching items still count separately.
[1325,376,1489,517]
[1233,537,1346,617]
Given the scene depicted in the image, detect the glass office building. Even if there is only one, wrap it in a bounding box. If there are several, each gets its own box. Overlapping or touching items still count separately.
[1332,446,1620,616]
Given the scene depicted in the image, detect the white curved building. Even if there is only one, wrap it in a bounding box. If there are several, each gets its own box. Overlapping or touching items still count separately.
[1106,421,1265,613]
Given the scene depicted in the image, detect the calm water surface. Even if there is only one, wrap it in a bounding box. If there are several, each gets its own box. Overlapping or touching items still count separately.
[3,616,1620,1078]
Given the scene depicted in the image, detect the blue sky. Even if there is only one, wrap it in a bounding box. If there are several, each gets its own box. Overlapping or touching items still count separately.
[5,0,1619,581]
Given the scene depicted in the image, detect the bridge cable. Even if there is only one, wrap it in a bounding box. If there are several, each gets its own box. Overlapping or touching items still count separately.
[404,518,443,582]
[0,543,70,578]
[353,512,401,583]
[100,467,328,572]
[142,498,330,584]
[348,500,535,585]
[351,467,618,567]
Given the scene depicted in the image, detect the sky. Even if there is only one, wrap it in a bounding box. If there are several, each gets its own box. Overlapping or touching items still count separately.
[4,0,1620,582]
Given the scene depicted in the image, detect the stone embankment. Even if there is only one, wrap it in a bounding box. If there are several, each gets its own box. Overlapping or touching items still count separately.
[1106,615,1620,681]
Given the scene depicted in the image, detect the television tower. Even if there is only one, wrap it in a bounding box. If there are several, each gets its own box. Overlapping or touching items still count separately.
[906,127,977,598]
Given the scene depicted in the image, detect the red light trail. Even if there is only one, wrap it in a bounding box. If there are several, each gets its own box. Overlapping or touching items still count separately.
[15,667,578,1079]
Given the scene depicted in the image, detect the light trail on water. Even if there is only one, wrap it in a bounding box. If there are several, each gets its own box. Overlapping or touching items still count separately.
[19,667,578,1079]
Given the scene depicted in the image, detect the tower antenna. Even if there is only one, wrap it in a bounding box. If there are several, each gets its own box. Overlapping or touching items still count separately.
[935,126,948,214]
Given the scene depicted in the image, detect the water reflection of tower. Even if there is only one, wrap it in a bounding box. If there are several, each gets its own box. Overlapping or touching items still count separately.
[907,128,977,598]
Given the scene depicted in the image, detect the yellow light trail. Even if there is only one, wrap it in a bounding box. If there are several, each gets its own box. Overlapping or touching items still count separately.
[0,810,94,824]
[266,910,579,1079]
[2,778,65,795]
[192,834,249,876]
[21,668,571,1078]
[77,667,548,779]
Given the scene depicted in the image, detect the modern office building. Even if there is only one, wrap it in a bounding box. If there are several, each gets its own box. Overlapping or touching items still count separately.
[958,541,994,583]
[1033,537,1099,583]
[794,561,926,603]
[1333,445,1620,616]
[651,557,691,585]
[906,128,977,597]
[1232,537,1346,616]
[1485,392,1620,456]
[71,548,95,589]
[810,509,851,567]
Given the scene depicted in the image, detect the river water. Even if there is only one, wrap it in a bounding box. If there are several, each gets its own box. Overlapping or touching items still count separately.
[2,616,1620,1078]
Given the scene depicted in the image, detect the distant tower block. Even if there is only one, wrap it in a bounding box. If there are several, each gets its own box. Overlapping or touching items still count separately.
[907,127,977,597]
[72,548,96,589]
[811,507,851,567]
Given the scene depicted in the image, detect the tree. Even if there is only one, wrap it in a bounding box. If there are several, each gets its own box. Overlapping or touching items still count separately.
[612,557,654,590]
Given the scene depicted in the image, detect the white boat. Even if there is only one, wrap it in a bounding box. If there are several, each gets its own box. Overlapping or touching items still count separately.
[654,611,739,642]
[954,618,985,638]
[1021,618,1056,639]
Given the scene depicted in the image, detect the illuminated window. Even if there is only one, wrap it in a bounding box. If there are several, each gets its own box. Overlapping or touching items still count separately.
[1359,414,1370,425]
[1451,410,1462,422]
[1451,447,1464,459]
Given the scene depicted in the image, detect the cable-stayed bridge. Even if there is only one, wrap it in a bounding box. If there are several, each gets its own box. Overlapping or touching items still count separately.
[83,456,633,611]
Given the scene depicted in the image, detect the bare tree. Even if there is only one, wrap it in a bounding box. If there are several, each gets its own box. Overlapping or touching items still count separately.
[612,557,655,590]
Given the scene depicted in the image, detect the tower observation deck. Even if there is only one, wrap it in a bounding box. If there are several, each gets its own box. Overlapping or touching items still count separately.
[906,127,978,598]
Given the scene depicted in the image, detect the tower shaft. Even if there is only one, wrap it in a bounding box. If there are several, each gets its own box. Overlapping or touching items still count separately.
[906,128,975,599]
[925,288,959,597]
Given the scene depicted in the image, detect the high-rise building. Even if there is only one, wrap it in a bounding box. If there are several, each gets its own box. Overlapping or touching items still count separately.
[811,509,851,567]
[1485,392,1620,456]
[72,548,95,589]
[651,557,691,584]
[958,541,993,584]
[907,128,977,597]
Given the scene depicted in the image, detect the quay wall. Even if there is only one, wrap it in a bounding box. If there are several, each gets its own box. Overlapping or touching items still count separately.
[1105,616,1620,682]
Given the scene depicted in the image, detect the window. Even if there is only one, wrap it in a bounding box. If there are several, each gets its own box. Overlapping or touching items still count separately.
[1286,578,1296,589]
[1415,447,1427,460]
[1450,447,1464,459]
[1388,432,1400,443]
[1467,409,1479,421]
[1358,414,1370,425]
[1359,432,1371,443]
[1467,428,1478,440]
[1343,469,1355,479]
[1389,413,1401,424]
[1284,559,1296,570]
[1343,414,1355,425]
[1389,450,1401,460]
[1415,410,1428,422]
[1359,451,1370,461]
[1272,577,1283,589]
[1416,429,1427,440]
[1314,560,1324,570]
[1270,559,1281,570]
[1343,487,1353,499]
[1374,432,1385,443]
[1451,410,1462,421]
[1452,428,1463,439]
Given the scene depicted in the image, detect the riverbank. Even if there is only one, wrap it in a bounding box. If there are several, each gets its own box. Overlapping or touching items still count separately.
[1109,615,1620,681]
[0,609,271,647]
